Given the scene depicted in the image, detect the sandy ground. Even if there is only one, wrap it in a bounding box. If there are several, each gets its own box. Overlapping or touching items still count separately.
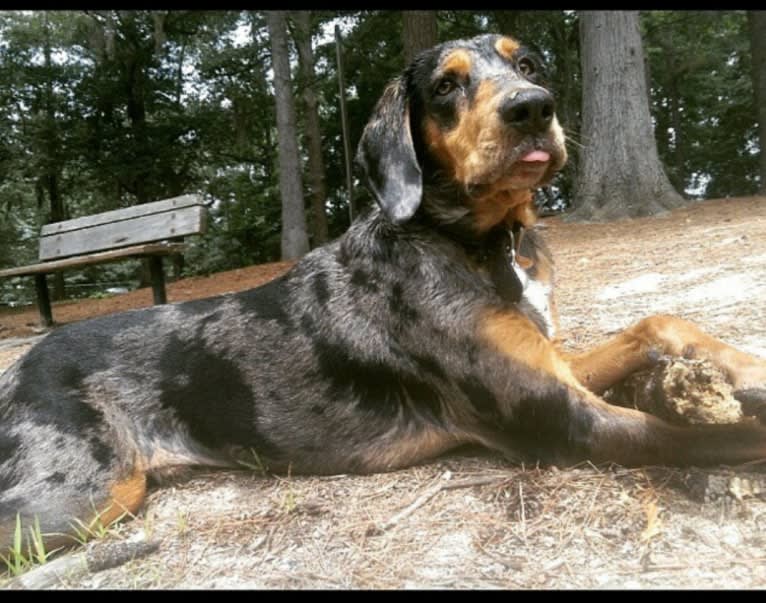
[2,196,766,589]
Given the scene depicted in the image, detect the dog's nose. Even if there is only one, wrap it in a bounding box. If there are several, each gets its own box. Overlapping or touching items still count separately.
[499,89,555,134]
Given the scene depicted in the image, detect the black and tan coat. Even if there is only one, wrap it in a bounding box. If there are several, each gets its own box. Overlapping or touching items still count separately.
[3,33,766,552]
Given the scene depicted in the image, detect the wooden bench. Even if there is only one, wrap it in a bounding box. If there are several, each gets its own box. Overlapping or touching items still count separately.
[0,194,207,328]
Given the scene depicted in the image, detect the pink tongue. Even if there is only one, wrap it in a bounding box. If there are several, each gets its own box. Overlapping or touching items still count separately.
[520,150,550,162]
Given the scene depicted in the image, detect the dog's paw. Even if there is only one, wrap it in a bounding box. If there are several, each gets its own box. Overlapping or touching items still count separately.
[734,388,766,422]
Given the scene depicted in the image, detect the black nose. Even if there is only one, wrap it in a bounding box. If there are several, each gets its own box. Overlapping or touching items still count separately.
[499,88,555,134]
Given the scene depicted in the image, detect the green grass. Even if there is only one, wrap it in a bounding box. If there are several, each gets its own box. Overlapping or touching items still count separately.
[68,504,126,546]
[2,500,137,581]
[0,514,61,578]
[68,494,141,546]
[142,509,156,541]
[235,448,270,476]
[175,510,190,537]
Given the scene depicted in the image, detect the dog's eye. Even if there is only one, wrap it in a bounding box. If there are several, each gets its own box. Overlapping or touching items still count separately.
[518,57,536,77]
[435,79,457,96]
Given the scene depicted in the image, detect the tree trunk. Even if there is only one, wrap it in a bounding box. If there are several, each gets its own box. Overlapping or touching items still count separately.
[549,14,580,206]
[293,11,329,247]
[748,11,766,195]
[151,12,166,54]
[571,11,684,221]
[266,11,310,260]
[42,12,67,301]
[116,12,153,287]
[402,11,438,65]
[122,13,149,205]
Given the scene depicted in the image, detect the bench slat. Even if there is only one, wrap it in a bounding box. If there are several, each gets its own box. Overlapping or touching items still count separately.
[0,243,186,277]
[40,194,204,237]
[39,205,205,261]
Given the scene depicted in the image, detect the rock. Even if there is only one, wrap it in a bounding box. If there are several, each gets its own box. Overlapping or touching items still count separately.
[605,356,742,425]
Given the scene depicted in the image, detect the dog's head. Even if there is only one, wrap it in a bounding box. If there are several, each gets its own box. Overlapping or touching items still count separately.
[357,34,567,231]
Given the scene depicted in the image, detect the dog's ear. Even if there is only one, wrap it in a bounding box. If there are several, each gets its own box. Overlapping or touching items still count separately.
[356,76,423,224]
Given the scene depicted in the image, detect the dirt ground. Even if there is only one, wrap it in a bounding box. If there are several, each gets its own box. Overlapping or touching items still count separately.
[2,195,766,589]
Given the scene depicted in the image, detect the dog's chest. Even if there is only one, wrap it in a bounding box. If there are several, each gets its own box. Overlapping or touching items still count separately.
[517,274,556,340]
[483,228,556,340]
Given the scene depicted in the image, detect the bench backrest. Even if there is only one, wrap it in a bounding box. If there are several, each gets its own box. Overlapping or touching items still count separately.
[38,194,207,261]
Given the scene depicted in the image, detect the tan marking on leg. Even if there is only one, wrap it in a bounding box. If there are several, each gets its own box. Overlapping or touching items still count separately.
[565,336,648,395]
[479,308,579,387]
[566,314,766,394]
[480,315,766,468]
[358,427,465,473]
[495,36,520,60]
[97,468,147,528]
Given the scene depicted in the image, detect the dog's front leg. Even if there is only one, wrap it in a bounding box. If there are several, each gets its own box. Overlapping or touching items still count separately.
[534,386,766,467]
[476,308,766,466]
[563,315,766,404]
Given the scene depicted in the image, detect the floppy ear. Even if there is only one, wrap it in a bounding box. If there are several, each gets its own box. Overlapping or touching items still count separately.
[356,76,423,224]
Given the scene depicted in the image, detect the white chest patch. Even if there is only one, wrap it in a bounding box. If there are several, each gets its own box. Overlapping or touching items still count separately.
[512,262,555,339]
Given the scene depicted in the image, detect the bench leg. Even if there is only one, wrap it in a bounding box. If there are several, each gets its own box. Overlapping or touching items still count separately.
[34,274,53,328]
[147,256,167,305]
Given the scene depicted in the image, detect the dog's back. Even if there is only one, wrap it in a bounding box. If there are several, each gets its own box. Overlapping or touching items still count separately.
[0,206,558,548]
[5,32,766,556]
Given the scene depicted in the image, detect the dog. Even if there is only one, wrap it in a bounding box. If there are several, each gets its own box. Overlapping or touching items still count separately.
[3,33,766,553]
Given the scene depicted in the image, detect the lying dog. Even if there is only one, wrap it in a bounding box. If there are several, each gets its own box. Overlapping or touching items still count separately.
[2,33,766,552]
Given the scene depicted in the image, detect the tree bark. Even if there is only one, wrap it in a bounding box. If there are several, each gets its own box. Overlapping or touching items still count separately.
[266,11,310,260]
[549,14,580,205]
[292,11,329,246]
[41,12,67,300]
[402,11,438,65]
[748,11,766,195]
[109,11,151,206]
[571,11,684,221]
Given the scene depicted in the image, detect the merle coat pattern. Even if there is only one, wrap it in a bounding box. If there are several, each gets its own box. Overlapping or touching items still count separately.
[3,34,766,552]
